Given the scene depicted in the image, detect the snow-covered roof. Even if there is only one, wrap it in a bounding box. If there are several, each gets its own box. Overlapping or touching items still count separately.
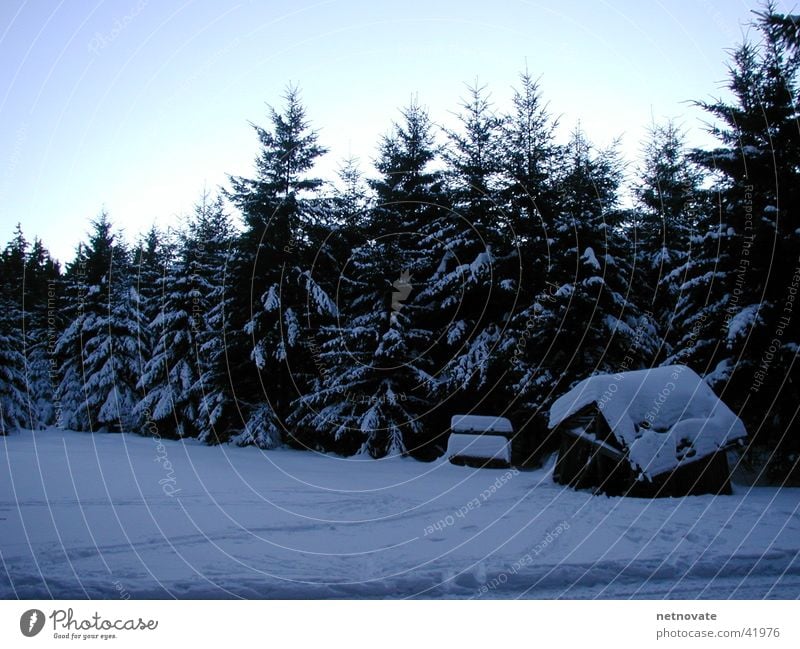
[549,365,747,478]
[446,433,511,463]
[451,414,513,434]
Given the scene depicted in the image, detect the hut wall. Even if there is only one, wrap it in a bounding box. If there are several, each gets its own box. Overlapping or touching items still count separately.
[632,451,733,497]
[553,407,735,497]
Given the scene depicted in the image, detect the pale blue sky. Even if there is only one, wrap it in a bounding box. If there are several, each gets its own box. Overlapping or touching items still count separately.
[0,0,786,261]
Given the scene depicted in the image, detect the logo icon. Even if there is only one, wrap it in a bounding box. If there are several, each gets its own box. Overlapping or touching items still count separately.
[20,609,45,637]
[391,269,413,323]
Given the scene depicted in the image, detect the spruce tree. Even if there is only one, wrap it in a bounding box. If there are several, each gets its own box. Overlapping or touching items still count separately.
[531,129,657,399]
[54,214,141,432]
[22,237,62,427]
[499,71,560,227]
[423,83,511,416]
[224,85,334,448]
[188,193,236,444]
[0,301,27,434]
[134,228,200,439]
[0,226,31,433]
[285,158,369,454]
[131,226,173,379]
[133,194,237,440]
[672,8,800,473]
[758,3,800,49]
[633,121,705,350]
[494,73,563,435]
[294,101,446,457]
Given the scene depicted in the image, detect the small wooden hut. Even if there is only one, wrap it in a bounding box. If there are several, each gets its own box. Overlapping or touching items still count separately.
[548,366,747,497]
[446,415,514,469]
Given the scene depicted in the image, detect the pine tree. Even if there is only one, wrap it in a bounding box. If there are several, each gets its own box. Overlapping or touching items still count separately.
[0,225,31,433]
[132,195,237,440]
[22,237,62,427]
[671,8,800,473]
[0,301,27,434]
[131,226,173,379]
[293,101,446,457]
[422,83,511,417]
[333,156,369,230]
[135,230,200,439]
[224,85,334,448]
[54,214,141,432]
[54,241,89,430]
[1,224,28,287]
[493,73,563,433]
[633,121,705,348]
[499,71,560,227]
[284,158,368,454]
[187,193,236,443]
[530,129,657,399]
[757,3,800,49]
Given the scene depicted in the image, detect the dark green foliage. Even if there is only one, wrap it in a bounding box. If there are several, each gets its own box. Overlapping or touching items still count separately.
[13,7,799,482]
[224,84,334,448]
[667,8,800,472]
[54,213,142,432]
[633,121,705,341]
[0,225,61,432]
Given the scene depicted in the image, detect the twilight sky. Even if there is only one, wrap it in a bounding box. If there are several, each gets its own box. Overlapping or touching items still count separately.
[0,0,787,262]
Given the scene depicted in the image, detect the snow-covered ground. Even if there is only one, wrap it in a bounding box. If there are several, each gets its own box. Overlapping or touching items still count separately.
[1,429,798,599]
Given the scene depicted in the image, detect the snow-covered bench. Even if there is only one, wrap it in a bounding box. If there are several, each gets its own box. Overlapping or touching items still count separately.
[446,415,514,468]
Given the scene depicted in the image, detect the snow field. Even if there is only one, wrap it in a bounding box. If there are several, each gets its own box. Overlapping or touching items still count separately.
[1,429,798,599]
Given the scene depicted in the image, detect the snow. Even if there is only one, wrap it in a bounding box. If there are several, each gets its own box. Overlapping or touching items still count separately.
[705,359,733,387]
[554,283,573,297]
[451,414,513,434]
[1,429,798,599]
[727,304,760,342]
[566,428,624,459]
[446,433,511,463]
[262,285,280,311]
[581,246,601,270]
[549,366,747,479]
[469,250,491,278]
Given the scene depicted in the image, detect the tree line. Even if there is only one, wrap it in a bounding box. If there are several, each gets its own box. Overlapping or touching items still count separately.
[1,7,797,480]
